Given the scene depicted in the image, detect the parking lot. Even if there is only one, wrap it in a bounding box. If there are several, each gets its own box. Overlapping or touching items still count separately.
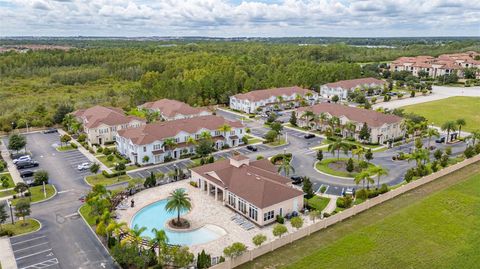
[10,233,60,269]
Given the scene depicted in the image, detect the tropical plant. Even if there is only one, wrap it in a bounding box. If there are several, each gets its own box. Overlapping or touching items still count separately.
[408,148,430,166]
[369,166,389,188]
[352,146,365,161]
[8,133,27,153]
[441,121,457,143]
[163,138,177,150]
[165,188,192,225]
[302,177,314,198]
[0,203,8,229]
[90,163,100,174]
[354,170,373,188]
[277,159,295,177]
[301,110,315,123]
[426,128,440,148]
[327,139,351,159]
[14,199,31,225]
[218,124,232,139]
[252,234,267,247]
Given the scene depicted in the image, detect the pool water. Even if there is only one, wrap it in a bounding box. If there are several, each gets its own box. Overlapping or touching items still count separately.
[131,199,224,246]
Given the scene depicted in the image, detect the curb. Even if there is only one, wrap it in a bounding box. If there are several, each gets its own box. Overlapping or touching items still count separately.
[10,218,43,238]
[313,160,379,180]
[31,184,58,205]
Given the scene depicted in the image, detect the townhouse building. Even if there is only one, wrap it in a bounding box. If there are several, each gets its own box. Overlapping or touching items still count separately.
[191,155,304,226]
[72,106,146,146]
[139,99,211,121]
[229,86,319,114]
[296,103,404,144]
[319,77,386,100]
[116,115,245,165]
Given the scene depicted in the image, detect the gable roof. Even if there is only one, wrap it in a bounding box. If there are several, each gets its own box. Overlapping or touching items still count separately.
[323,77,385,89]
[232,86,315,102]
[117,115,243,145]
[72,106,145,129]
[140,99,210,118]
[297,103,402,127]
[191,157,302,209]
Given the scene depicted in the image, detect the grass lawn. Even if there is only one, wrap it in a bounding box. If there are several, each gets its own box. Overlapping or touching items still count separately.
[244,135,263,144]
[239,163,480,269]
[97,155,128,168]
[315,158,377,178]
[2,219,41,236]
[403,96,480,132]
[267,138,287,147]
[0,189,16,198]
[85,173,132,186]
[11,184,56,206]
[79,204,96,226]
[306,196,331,212]
[0,173,14,189]
[56,145,77,151]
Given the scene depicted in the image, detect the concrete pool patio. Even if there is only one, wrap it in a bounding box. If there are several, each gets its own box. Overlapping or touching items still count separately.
[116,180,308,256]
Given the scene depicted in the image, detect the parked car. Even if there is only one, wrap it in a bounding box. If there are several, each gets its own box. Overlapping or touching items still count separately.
[290,176,303,185]
[304,133,315,139]
[343,187,356,196]
[16,160,39,169]
[246,145,258,151]
[435,137,446,143]
[77,162,93,171]
[43,128,58,134]
[13,155,31,164]
[20,170,35,178]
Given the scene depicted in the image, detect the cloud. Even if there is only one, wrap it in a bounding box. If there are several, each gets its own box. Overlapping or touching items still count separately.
[0,0,479,36]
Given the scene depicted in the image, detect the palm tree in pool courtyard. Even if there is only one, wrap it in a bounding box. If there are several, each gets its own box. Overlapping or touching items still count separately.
[165,188,192,226]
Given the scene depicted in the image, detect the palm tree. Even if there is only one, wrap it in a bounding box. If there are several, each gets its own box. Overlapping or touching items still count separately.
[470,129,480,145]
[318,112,328,131]
[408,148,430,166]
[345,122,356,138]
[163,138,177,150]
[277,159,295,177]
[352,147,365,161]
[123,224,147,248]
[456,118,466,139]
[302,110,315,123]
[186,136,197,152]
[354,170,372,189]
[218,124,232,139]
[106,221,127,245]
[369,166,388,188]
[426,128,440,148]
[165,188,192,225]
[200,131,212,140]
[441,121,457,144]
[327,139,351,159]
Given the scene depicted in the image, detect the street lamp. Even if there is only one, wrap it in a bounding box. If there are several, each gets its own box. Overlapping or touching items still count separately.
[7,199,14,224]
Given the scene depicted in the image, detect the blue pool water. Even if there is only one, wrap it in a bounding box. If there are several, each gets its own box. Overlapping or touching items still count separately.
[131,199,223,246]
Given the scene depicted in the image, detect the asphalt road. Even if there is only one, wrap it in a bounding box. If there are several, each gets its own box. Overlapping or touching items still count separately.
[3,132,117,269]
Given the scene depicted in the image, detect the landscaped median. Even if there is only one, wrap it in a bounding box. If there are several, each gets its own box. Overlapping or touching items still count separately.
[315,158,377,178]
[1,218,41,236]
[84,171,132,186]
[10,184,56,206]
[56,144,78,152]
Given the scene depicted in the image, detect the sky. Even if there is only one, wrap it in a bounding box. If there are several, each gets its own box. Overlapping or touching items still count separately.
[0,0,479,37]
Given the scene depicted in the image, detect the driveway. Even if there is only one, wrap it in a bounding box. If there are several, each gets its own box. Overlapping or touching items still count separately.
[373,85,480,110]
[2,132,117,269]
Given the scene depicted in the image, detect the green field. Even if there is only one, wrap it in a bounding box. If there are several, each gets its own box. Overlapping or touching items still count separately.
[85,173,132,186]
[11,184,56,205]
[403,97,480,132]
[239,162,480,269]
[2,219,41,236]
[306,196,330,212]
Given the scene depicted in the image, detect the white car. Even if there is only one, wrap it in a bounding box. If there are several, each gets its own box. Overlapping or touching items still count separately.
[77,162,92,171]
[13,155,31,164]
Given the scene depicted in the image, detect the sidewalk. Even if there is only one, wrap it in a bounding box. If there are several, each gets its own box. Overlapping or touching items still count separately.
[319,194,338,214]
[0,142,23,185]
[0,236,17,269]
[58,129,113,173]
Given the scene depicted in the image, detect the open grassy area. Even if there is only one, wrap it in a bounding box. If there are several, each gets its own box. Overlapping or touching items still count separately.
[11,184,56,206]
[315,158,377,178]
[244,135,263,144]
[239,162,480,269]
[2,218,41,236]
[306,196,330,212]
[0,173,14,189]
[97,155,128,168]
[79,204,96,226]
[0,189,16,198]
[403,96,480,132]
[267,138,287,147]
[56,145,77,151]
[85,173,132,186]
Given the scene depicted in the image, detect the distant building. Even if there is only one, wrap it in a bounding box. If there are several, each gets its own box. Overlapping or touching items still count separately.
[72,106,146,146]
[116,115,245,165]
[191,155,304,226]
[390,51,480,79]
[296,103,404,144]
[320,77,386,100]
[139,99,211,121]
[229,86,319,114]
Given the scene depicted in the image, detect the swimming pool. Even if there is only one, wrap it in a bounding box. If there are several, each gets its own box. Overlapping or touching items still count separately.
[130,199,225,246]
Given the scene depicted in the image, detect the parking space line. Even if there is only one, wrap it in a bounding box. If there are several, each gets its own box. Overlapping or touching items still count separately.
[11,236,47,245]
[20,258,59,269]
[13,242,49,253]
[16,248,52,260]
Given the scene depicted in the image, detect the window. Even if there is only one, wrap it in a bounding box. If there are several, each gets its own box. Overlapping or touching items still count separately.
[238,199,247,214]
[263,210,274,221]
[153,144,162,150]
[174,137,179,143]
[143,146,146,152]
[230,131,235,135]
[215,131,221,136]
[228,193,236,208]
[249,205,258,221]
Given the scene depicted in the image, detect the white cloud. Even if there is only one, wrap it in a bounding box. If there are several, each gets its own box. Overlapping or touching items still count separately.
[1,0,479,36]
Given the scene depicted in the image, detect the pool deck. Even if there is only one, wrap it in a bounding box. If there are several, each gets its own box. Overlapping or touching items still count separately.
[116,180,308,256]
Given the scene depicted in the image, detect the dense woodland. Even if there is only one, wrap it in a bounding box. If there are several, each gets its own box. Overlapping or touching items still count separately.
[0,39,479,131]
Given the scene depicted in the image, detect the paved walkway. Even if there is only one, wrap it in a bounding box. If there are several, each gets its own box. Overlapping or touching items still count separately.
[58,129,112,173]
[0,141,23,185]
[0,236,17,269]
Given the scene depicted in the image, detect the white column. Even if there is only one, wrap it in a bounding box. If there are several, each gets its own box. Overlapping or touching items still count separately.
[214,186,218,201]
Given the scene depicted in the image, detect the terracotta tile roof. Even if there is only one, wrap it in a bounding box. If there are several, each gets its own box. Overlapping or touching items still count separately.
[192,157,302,209]
[72,106,145,129]
[117,115,243,145]
[140,99,210,118]
[232,86,315,102]
[391,52,479,70]
[323,77,385,89]
[297,103,402,127]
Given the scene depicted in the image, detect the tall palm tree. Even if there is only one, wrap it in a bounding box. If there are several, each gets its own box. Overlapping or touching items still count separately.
[186,136,197,152]
[441,121,457,144]
[106,221,127,245]
[470,129,480,145]
[408,148,430,166]
[345,122,356,138]
[200,131,212,140]
[369,166,389,188]
[354,170,372,189]
[302,111,315,123]
[277,159,295,177]
[122,224,147,248]
[163,138,177,150]
[218,124,232,139]
[318,112,328,131]
[426,128,440,148]
[165,188,192,225]
[150,228,169,264]
[456,118,466,139]
[352,147,365,161]
[327,139,351,160]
